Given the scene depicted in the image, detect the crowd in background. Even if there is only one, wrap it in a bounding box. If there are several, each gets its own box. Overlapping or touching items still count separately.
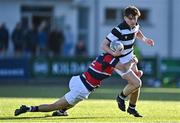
[0,21,87,58]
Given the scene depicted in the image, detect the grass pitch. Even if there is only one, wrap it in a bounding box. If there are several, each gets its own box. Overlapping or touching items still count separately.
[0,85,180,123]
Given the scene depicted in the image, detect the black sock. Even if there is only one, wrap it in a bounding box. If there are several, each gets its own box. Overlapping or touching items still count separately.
[30,106,39,112]
[129,103,136,110]
[119,91,127,100]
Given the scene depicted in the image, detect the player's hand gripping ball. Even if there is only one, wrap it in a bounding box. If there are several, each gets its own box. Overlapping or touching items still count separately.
[110,40,124,52]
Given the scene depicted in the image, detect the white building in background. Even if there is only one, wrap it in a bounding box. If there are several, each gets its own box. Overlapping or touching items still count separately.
[0,0,179,58]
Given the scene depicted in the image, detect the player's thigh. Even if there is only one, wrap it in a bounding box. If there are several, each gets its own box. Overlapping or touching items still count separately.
[115,61,133,73]
[65,76,90,105]
[122,70,142,87]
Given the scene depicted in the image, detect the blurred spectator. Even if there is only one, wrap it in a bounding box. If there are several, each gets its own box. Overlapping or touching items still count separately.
[37,21,49,56]
[48,27,64,56]
[75,39,87,57]
[11,22,24,57]
[63,25,74,56]
[25,25,38,57]
[0,22,9,57]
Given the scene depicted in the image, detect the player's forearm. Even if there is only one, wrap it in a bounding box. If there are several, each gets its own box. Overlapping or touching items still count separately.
[136,30,155,46]
[101,39,114,55]
[136,30,147,42]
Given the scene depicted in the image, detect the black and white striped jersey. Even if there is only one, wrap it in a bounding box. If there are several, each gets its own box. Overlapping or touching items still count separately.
[106,21,139,57]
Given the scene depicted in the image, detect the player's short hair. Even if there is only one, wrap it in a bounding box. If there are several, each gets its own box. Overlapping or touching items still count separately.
[123,5,141,17]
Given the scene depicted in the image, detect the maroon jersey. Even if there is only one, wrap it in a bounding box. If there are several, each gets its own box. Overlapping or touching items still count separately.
[80,53,119,91]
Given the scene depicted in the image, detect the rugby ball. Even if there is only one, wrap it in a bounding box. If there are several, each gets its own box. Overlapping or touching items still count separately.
[110,40,124,52]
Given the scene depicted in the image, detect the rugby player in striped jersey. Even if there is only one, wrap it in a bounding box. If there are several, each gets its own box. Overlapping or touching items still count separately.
[101,5,154,117]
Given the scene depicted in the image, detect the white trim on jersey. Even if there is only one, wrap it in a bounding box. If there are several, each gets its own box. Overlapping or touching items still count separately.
[110,58,116,65]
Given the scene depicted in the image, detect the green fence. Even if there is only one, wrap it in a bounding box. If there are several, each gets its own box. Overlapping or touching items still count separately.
[30,57,94,78]
[30,56,158,78]
[160,59,180,87]
[29,56,180,86]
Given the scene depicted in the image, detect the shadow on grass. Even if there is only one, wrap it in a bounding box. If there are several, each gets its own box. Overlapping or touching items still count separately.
[0,115,125,121]
[0,116,47,120]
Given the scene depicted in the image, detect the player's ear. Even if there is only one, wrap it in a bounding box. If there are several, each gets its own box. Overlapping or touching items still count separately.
[124,16,127,20]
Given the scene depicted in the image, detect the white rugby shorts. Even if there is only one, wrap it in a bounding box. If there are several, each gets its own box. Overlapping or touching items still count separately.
[115,51,136,76]
[65,75,91,105]
[119,51,135,64]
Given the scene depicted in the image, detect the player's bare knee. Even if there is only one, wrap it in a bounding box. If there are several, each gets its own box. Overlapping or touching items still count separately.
[121,70,142,88]
[131,78,141,89]
[134,71,142,87]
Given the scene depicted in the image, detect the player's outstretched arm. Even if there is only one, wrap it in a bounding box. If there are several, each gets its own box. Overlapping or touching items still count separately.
[136,30,155,47]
